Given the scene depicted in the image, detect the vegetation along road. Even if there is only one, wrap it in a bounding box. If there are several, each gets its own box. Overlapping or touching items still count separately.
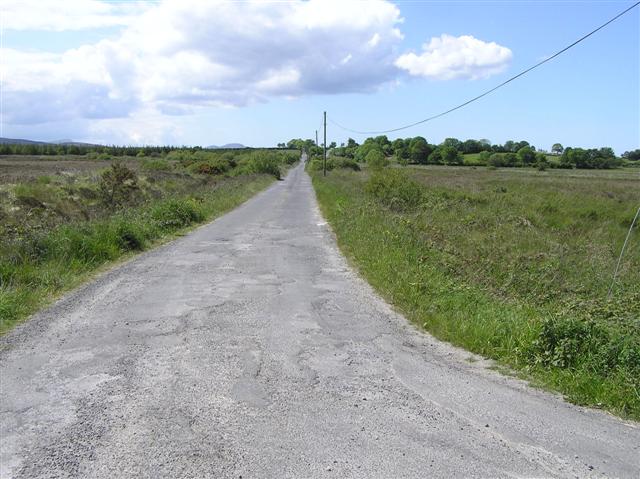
[1,160,639,478]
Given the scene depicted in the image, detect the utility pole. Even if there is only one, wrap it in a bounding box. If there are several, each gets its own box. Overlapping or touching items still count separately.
[315,130,318,147]
[323,111,327,177]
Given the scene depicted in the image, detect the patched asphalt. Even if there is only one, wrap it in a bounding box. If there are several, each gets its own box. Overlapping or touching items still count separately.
[1,161,639,478]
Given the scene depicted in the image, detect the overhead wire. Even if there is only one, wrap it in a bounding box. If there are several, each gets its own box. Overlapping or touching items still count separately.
[328,1,640,135]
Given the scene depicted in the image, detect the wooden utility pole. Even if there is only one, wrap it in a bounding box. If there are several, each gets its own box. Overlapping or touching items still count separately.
[323,111,327,177]
[315,130,318,146]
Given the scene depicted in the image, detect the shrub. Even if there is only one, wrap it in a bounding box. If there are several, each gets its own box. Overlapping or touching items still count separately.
[115,220,146,251]
[330,157,360,171]
[141,159,172,171]
[365,149,388,170]
[365,170,423,211]
[188,158,232,176]
[246,152,281,179]
[151,198,204,230]
[98,162,139,209]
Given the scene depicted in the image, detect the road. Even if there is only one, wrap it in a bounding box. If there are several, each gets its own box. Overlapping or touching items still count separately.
[1,161,638,478]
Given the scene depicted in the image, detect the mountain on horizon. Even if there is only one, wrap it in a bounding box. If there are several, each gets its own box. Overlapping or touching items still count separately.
[206,143,246,149]
[0,137,98,147]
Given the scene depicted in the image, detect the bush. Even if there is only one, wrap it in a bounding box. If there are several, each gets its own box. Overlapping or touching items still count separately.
[330,157,360,171]
[365,149,388,170]
[151,198,204,230]
[115,220,146,251]
[98,162,139,209]
[188,158,232,176]
[141,159,172,171]
[365,170,423,211]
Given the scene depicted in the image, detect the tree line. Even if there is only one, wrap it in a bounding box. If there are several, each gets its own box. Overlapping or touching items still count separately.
[321,136,639,170]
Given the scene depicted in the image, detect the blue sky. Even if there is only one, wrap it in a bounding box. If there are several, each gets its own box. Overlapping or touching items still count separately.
[2,0,638,153]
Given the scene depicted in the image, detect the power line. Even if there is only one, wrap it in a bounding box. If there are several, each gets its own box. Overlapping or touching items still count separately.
[329,1,640,135]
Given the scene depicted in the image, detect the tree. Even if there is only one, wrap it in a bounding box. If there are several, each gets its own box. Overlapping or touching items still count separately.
[409,137,432,164]
[622,149,640,161]
[551,143,564,155]
[355,140,381,162]
[440,146,463,165]
[462,139,482,154]
[517,146,536,165]
[442,138,463,151]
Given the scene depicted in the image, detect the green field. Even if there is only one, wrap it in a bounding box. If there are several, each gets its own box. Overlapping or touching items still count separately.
[0,150,298,333]
[312,164,640,419]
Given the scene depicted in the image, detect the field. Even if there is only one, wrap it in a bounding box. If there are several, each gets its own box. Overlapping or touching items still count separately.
[0,150,298,332]
[312,164,640,418]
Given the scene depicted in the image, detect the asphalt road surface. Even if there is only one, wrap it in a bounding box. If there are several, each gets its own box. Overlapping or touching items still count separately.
[1,161,639,478]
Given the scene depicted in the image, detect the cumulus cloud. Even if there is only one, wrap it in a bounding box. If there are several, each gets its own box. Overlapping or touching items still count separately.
[2,0,404,127]
[395,34,512,80]
[1,0,513,143]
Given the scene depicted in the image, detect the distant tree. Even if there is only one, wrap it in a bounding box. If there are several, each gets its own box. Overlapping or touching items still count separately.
[409,137,432,164]
[504,140,517,153]
[355,140,381,162]
[440,146,463,165]
[442,138,463,151]
[329,141,337,149]
[427,149,443,165]
[517,146,536,165]
[462,139,482,154]
[551,143,564,155]
[622,149,640,161]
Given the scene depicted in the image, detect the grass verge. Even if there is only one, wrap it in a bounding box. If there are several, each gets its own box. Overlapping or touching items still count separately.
[311,167,639,420]
[0,174,275,334]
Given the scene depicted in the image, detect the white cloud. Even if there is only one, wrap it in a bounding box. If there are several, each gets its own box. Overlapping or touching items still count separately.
[2,0,404,131]
[2,0,144,31]
[395,34,512,80]
[1,1,513,143]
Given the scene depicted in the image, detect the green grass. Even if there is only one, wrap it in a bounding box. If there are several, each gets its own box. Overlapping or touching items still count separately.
[0,174,274,334]
[0,149,300,333]
[311,165,640,419]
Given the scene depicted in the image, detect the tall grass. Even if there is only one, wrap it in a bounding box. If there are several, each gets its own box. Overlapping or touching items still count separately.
[0,174,274,333]
[312,166,640,419]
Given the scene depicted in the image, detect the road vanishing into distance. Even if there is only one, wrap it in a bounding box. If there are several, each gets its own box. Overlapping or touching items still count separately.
[1,161,639,478]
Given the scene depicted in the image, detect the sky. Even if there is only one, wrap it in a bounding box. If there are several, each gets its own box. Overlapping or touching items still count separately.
[1,0,639,153]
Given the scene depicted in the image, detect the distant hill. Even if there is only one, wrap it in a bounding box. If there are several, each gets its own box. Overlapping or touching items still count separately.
[0,137,49,145]
[0,137,98,147]
[206,143,247,149]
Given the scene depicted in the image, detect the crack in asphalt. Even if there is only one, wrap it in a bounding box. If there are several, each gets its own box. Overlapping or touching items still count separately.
[1,161,639,478]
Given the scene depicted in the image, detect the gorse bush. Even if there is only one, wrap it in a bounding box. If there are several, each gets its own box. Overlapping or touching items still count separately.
[98,162,139,209]
[188,158,233,176]
[365,170,423,211]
